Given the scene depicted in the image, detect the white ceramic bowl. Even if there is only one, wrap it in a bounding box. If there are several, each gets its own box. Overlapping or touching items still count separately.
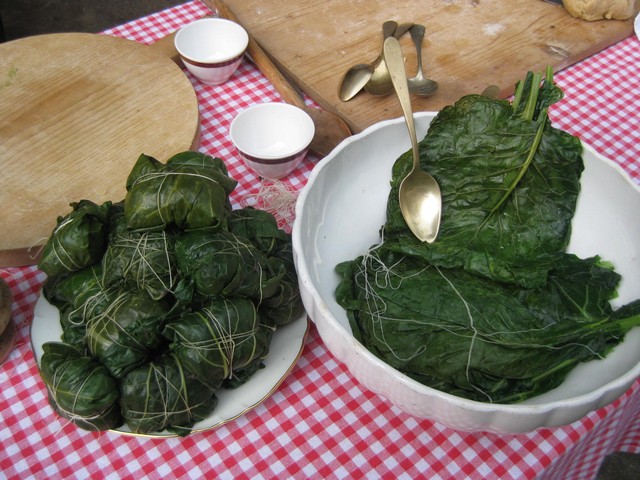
[292,112,640,434]
[230,103,315,179]
[174,18,248,85]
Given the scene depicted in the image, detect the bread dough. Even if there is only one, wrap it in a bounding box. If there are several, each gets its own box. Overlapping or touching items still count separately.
[563,0,638,21]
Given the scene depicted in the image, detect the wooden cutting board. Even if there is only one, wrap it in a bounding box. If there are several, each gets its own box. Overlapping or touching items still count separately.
[0,32,199,266]
[219,0,637,133]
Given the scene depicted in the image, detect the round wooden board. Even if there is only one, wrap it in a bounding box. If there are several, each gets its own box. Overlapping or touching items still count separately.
[0,33,200,266]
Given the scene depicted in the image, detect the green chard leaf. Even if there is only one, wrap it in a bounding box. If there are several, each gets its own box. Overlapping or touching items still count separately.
[163,298,272,389]
[38,200,112,277]
[102,209,177,300]
[336,69,640,403]
[120,352,218,436]
[124,152,237,232]
[383,85,582,288]
[86,290,171,378]
[337,246,640,403]
[40,342,122,430]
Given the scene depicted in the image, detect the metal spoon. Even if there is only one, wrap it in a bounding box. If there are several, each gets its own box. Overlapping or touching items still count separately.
[338,21,397,102]
[364,22,414,97]
[481,84,500,99]
[407,25,438,97]
[384,36,441,243]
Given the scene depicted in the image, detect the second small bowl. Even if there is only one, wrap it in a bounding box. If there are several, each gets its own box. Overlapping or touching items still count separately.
[230,103,315,179]
[174,18,248,85]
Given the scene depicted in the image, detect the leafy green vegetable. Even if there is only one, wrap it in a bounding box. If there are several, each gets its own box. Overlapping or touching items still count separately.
[38,200,112,277]
[228,207,290,256]
[336,69,640,403]
[174,230,285,302]
[227,207,304,326]
[38,150,303,434]
[124,152,237,232]
[43,265,112,350]
[164,298,272,389]
[40,342,122,430]
[337,247,640,403]
[102,209,177,300]
[383,71,582,288]
[260,242,306,327]
[86,290,171,378]
[43,264,109,311]
[120,352,218,436]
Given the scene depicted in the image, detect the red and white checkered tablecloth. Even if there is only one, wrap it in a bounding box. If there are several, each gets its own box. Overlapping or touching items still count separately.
[1,2,639,479]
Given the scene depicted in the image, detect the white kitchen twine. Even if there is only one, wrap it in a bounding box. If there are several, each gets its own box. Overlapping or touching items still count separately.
[240,180,298,232]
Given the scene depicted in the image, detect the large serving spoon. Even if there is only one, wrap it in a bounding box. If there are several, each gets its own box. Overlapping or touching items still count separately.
[384,36,441,243]
[407,25,438,97]
[338,20,397,102]
[206,0,352,157]
[364,22,414,97]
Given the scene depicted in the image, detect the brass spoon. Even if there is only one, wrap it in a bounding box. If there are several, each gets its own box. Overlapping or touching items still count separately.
[384,36,441,243]
[338,21,397,102]
[364,22,414,97]
[407,25,438,97]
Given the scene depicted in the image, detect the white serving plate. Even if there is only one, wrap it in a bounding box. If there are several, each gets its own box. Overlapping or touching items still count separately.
[292,111,640,434]
[31,296,309,437]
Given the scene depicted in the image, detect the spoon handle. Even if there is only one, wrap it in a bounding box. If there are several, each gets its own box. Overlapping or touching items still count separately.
[384,37,419,169]
[409,24,426,77]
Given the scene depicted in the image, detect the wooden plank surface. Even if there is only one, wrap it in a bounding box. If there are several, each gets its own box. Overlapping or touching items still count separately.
[0,33,200,265]
[220,0,637,133]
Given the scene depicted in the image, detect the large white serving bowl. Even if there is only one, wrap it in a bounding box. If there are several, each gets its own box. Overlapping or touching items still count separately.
[292,112,640,434]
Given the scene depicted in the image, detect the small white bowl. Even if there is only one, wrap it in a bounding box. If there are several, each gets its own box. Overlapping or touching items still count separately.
[174,18,248,85]
[230,103,315,179]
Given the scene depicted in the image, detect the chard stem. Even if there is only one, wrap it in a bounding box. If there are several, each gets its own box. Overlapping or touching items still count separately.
[523,72,542,122]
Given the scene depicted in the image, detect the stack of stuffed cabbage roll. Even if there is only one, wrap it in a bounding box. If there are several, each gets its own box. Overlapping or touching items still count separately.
[37,151,304,436]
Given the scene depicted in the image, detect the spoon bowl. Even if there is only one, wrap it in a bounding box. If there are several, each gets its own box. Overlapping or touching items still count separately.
[338,21,397,101]
[363,22,414,97]
[338,63,374,102]
[384,36,441,243]
[407,25,438,97]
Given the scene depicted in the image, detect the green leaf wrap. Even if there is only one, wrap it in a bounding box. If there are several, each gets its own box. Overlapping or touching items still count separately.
[260,243,305,326]
[120,352,218,436]
[43,265,112,350]
[43,264,108,310]
[38,200,112,277]
[102,211,177,300]
[164,298,271,389]
[40,342,122,430]
[228,207,290,256]
[174,230,284,301]
[124,152,237,232]
[86,290,170,378]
